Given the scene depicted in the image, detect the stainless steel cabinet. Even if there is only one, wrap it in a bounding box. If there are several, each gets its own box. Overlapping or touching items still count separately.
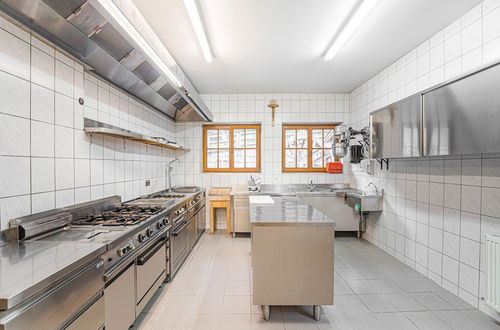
[233,196,250,235]
[370,95,421,159]
[423,63,500,156]
[299,195,358,232]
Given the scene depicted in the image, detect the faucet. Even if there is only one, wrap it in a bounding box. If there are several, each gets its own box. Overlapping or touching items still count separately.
[307,180,315,192]
[367,182,378,195]
[166,158,180,192]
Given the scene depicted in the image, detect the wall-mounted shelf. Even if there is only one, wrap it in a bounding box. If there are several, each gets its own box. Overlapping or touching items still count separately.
[84,118,190,151]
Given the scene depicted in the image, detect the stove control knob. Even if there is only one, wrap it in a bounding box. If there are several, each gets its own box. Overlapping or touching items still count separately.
[138,233,146,243]
[163,218,169,225]
[146,229,154,237]
[157,222,164,229]
[117,249,124,257]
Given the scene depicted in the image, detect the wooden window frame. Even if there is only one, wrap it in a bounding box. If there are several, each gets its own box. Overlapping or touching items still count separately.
[203,124,261,173]
[282,124,336,173]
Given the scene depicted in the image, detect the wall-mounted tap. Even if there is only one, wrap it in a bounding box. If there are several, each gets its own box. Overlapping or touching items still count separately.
[307,180,315,192]
[166,158,180,192]
[367,182,379,195]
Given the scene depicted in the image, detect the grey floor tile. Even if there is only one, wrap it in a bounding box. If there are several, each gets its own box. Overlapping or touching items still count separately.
[462,310,500,329]
[282,314,319,330]
[405,311,453,330]
[393,277,433,293]
[358,294,399,312]
[373,312,418,330]
[329,295,369,314]
[410,292,454,310]
[334,280,355,295]
[343,313,384,330]
[434,291,475,310]
[434,310,484,330]
[384,293,427,312]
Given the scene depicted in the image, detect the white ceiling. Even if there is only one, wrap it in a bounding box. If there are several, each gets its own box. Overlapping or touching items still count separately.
[132,0,482,93]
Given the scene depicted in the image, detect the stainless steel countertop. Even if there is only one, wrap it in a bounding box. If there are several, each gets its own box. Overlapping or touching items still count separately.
[231,183,355,197]
[0,240,106,310]
[250,197,336,225]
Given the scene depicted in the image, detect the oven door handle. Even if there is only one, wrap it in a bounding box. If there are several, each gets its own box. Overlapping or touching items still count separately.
[172,221,189,236]
[137,237,167,265]
[172,214,185,225]
[103,260,134,283]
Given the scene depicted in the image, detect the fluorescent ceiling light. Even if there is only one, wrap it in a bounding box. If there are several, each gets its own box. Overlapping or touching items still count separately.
[92,0,183,87]
[324,0,378,61]
[183,0,213,63]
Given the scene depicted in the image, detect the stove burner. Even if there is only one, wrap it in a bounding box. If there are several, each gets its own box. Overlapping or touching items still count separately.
[152,194,185,199]
[74,205,164,226]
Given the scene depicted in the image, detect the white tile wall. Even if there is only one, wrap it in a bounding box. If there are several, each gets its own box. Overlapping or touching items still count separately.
[174,93,350,189]
[349,1,500,321]
[174,93,350,229]
[0,14,177,229]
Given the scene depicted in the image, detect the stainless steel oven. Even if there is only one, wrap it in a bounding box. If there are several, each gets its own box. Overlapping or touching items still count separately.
[136,232,168,314]
[171,215,189,276]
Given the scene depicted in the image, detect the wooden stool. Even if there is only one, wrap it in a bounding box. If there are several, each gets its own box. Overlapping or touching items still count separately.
[208,188,231,234]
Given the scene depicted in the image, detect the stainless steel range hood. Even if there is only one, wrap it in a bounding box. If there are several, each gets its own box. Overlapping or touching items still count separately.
[0,0,213,122]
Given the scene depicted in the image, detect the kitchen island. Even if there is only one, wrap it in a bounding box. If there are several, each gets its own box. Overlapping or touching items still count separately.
[250,196,335,321]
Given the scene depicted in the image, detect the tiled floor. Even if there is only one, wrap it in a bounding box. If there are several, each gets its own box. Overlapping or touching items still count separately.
[132,231,500,329]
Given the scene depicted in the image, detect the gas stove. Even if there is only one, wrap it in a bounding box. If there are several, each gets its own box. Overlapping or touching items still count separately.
[73,206,165,226]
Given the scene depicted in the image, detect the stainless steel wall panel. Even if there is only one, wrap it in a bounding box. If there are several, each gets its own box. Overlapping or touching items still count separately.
[423,63,500,156]
[370,95,421,159]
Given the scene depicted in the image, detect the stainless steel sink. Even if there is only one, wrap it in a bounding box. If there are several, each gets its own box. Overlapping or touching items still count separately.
[345,192,383,212]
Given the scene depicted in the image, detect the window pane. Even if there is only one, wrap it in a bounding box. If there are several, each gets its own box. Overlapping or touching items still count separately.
[219,129,229,148]
[324,129,334,148]
[207,130,218,148]
[234,129,245,148]
[312,149,323,168]
[218,149,229,168]
[234,149,244,168]
[285,150,295,168]
[312,129,323,148]
[297,149,308,168]
[285,130,296,148]
[207,150,218,168]
[246,129,257,148]
[297,129,308,148]
[324,148,333,165]
[246,149,256,167]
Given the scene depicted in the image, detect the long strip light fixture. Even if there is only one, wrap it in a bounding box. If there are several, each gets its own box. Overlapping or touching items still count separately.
[183,0,213,63]
[324,0,378,61]
[92,0,183,87]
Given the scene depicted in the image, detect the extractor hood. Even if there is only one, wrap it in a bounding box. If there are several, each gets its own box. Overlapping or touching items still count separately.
[0,0,213,122]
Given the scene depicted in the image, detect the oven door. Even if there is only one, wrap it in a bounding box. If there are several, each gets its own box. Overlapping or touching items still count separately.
[171,219,189,276]
[196,205,206,239]
[104,261,135,330]
[136,236,167,314]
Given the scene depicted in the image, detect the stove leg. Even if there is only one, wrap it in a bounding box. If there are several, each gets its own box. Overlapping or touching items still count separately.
[313,305,321,321]
[263,305,270,321]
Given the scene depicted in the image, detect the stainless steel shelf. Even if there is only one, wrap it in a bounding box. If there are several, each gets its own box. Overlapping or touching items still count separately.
[84,118,190,151]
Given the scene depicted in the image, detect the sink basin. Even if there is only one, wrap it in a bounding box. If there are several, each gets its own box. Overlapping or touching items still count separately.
[345,192,383,211]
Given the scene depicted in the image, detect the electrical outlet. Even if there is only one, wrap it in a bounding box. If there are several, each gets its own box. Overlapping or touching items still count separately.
[145,180,151,187]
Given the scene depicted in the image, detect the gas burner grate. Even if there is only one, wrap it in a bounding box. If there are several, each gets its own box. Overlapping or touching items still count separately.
[74,205,164,226]
[151,194,185,199]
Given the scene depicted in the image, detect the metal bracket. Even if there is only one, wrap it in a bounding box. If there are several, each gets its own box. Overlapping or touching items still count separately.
[376,158,389,170]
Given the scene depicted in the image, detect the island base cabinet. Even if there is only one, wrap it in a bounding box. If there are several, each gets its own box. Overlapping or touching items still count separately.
[251,224,335,306]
